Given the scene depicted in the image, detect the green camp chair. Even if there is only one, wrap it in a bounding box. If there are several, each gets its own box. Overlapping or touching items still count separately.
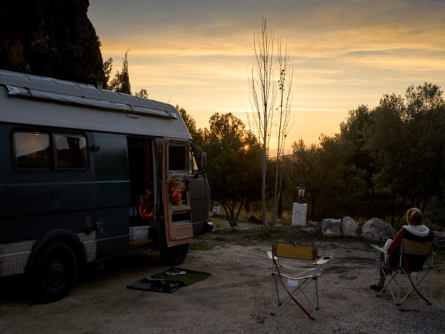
[268,241,334,320]
[372,239,435,306]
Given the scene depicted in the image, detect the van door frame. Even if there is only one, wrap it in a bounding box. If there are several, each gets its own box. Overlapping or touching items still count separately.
[162,138,194,247]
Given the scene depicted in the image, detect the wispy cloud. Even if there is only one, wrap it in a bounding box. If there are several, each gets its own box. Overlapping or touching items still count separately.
[89,0,445,146]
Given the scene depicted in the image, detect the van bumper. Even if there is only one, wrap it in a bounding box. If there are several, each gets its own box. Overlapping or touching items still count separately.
[192,221,214,237]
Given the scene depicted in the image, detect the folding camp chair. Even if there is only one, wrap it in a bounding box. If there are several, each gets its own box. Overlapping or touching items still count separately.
[371,239,435,306]
[268,241,334,320]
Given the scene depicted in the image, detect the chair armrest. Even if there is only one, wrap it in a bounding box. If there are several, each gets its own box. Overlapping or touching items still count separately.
[313,254,335,265]
[371,244,387,253]
[267,251,278,260]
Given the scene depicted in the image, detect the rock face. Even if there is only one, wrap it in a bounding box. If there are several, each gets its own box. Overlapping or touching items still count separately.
[322,219,341,237]
[341,216,359,237]
[435,232,445,249]
[361,218,394,241]
[0,0,105,85]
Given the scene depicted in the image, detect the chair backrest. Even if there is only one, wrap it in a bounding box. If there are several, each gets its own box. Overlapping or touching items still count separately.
[401,239,433,272]
[402,239,433,256]
[272,242,317,261]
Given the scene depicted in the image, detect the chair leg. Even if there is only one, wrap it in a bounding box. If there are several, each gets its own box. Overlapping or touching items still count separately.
[274,276,282,305]
[430,260,433,305]
[271,274,276,315]
[396,269,402,306]
[312,278,317,320]
[316,279,320,310]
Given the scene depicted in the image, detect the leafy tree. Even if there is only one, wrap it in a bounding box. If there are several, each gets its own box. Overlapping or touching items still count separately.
[364,83,445,218]
[105,51,149,98]
[284,135,362,221]
[176,105,202,145]
[201,113,262,226]
[108,50,131,94]
[102,57,113,89]
[135,89,149,98]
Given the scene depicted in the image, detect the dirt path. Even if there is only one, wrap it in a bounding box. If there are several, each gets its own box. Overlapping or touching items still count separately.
[1,226,444,334]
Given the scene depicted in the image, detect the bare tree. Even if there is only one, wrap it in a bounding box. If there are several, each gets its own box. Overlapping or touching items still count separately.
[247,17,276,228]
[272,40,293,226]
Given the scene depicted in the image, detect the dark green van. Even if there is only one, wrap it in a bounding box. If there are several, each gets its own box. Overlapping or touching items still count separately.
[0,69,211,302]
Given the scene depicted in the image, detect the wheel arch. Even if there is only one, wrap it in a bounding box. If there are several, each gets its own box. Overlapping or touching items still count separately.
[25,230,87,274]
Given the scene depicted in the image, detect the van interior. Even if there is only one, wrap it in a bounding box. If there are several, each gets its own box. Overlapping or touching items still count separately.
[127,137,156,247]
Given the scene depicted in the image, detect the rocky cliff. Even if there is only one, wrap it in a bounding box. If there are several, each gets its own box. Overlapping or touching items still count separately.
[0,0,105,85]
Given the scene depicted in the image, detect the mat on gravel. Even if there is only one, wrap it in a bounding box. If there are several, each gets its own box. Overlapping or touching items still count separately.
[147,268,211,286]
[127,268,211,293]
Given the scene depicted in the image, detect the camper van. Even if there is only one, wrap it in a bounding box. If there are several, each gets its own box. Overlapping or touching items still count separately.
[0,69,211,302]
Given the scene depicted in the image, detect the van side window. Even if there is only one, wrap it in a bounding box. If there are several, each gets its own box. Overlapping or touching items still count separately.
[54,134,87,169]
[169,144,187,171]
[14,132,52,169]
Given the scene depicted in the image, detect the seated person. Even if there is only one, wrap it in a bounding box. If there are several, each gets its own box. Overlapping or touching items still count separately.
[370,208,436,292]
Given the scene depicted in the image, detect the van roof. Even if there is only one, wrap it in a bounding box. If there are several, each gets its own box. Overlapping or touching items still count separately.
[0,69,191,140]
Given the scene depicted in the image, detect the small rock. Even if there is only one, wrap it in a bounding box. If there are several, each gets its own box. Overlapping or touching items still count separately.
[322,219,341,237]
[248,215,262,224]
[341,216,359,237]
[241,228,250,231]
[361,218,394,241]
[232,226,242,232]
[434,232,445,249]
[302,228,317,235]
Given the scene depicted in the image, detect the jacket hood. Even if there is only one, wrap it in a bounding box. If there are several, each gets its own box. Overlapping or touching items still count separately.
[403,225,429,237]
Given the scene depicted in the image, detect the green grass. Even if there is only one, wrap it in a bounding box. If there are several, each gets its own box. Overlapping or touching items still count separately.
[189,240,217,251]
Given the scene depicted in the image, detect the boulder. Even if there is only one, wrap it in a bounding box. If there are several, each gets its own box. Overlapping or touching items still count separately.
[341,216,359,237]
[322,219,341,237]
[302,228,317,235]
[434,232,445,249]
[308,221,320,228]
[248,215,262,224]
[361,218,394,241]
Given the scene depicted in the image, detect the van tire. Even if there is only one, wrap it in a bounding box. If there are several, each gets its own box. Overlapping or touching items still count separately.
[27,241,77,303]
[160,243,189,266]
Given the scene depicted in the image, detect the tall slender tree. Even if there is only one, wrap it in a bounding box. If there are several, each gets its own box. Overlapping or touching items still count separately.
[247,17,276,228]
[272,39,293,226]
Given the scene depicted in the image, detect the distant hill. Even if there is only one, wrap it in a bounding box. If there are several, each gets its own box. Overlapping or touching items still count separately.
[0,0,105,85]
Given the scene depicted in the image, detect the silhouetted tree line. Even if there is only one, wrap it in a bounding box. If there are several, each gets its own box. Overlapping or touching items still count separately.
[284,83,445,228]
[179,83,445,229]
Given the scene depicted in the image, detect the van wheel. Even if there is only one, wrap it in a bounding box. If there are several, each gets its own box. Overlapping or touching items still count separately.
[160,243,189,266]
[27,241,77,303]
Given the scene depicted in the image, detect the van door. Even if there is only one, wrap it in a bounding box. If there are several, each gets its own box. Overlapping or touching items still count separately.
[188,143,210,234]
[93,132,131,260]
[162,139,193,247]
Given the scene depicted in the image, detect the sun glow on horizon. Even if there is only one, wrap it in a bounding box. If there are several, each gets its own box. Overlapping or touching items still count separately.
[89,0,445,149]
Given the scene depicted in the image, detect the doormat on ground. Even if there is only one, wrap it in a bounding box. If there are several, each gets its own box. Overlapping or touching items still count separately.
[127,268,211,293]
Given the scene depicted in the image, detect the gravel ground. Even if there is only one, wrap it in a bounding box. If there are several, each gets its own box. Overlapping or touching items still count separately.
[0,223,444,333]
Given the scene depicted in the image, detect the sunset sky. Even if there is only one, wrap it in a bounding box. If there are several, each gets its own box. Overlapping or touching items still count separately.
[89,0,445,154]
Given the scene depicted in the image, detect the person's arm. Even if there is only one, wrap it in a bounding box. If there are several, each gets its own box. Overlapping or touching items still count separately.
[387,228,405,254]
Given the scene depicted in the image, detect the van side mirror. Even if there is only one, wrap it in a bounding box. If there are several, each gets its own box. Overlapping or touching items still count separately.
[200,152,206,171]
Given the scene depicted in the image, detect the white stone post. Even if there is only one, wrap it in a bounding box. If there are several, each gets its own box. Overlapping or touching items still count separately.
[292,203,307,227]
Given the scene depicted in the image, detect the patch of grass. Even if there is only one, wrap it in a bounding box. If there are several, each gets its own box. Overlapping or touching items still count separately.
[213,236,227,242]
[210,213,227,219]
[189,240,216,251]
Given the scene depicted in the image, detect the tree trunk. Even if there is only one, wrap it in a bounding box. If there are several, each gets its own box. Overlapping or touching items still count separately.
[245,200,250,213]
[391,191,396,226]
[278,192,283,219]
